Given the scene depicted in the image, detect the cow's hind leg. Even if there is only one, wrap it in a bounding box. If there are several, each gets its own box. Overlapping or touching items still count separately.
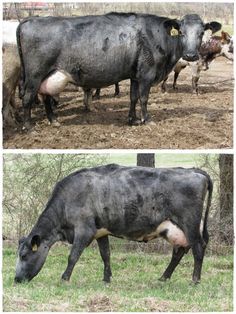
[43,95,60,126]
[61,228,95,282]
[159,247,188,281]
[192,240,206,284]
[97,236,112,283]
[22,79,42,130]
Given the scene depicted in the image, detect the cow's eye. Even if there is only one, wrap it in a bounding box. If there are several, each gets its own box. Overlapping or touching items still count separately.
[21,254,27,261]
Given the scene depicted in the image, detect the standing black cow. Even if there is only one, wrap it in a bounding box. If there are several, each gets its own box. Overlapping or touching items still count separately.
[16,12,221,129]
[15,164,212,285]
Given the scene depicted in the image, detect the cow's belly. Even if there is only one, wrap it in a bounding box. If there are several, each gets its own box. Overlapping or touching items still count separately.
[95,220,189,248]
[39,70,75,96]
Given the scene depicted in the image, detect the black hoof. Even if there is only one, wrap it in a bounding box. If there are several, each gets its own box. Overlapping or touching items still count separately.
[22,121,33,131]
[128,118,141,126]
[49,120,61,127]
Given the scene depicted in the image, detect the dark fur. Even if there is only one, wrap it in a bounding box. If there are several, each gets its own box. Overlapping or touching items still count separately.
[15,164,212,285]
[16,12,220,128]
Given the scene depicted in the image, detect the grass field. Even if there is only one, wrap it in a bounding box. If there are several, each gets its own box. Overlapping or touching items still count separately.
[3,242,233,312]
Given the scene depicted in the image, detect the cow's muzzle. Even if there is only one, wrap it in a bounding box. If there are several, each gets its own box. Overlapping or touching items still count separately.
[14,276,29,284]
[183,53,199,62]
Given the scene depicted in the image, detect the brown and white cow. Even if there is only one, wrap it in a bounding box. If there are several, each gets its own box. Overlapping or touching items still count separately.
[162,31,234,94]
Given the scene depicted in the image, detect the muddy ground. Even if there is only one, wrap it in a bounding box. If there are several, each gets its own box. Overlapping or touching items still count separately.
[3,57,233,149]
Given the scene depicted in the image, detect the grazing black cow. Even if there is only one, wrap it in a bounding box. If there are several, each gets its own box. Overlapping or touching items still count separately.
[17,12,221,129]
[15,164,212,285]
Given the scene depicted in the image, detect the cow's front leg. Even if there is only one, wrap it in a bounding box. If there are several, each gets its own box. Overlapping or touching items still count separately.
[192,76,200,94]
[97,236,112,283]
[128,79,140,125]
[139,80,151,124]
[83,88,93,111]
[61,228,94,281]
[114,83,120,97]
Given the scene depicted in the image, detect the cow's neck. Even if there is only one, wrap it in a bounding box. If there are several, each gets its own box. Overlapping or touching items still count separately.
[29,205,62,247]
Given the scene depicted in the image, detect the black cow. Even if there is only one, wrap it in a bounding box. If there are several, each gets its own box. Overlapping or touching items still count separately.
[17,12,221,129]
[15,164,213,285]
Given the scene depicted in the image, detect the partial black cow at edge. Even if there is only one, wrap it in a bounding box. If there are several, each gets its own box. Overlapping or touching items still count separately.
[15,164,213,286]
[16,12,221,129]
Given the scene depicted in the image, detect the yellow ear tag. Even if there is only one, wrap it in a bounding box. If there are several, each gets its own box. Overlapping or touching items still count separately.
[32,244,38,252]
[171,27,179,36]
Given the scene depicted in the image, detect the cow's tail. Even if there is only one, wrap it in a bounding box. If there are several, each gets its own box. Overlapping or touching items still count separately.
[16,21,26,99]
[202,172,213,245]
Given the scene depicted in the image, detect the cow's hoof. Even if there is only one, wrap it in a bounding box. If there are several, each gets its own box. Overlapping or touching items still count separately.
[61,275,70,283]
[61,279,70,285]
[158,276,168,282]
[22,122,33,131]
[50,120,61,127]
[93,95,100,100]
[128,118,141,126]
[83,107,91,112]
[191,280,200,286]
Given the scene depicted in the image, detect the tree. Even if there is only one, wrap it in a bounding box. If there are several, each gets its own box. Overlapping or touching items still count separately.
[219,154,233,244]
[3,154,108,239]
[137,154,155,167]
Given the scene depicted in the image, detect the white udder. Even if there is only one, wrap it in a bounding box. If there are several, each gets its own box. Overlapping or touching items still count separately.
[139,220,189,247]
[39,70,74,96]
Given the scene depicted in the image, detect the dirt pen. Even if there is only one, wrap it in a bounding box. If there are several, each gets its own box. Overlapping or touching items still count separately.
[3,56,233,149]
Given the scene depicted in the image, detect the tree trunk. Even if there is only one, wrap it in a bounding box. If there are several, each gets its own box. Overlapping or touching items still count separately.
[219,154,233,244]
[137,154,155,168]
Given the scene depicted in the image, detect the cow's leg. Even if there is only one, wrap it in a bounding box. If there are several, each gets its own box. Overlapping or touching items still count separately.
[61,229,95,281]
[161,77,168,93]
[192,76,200,94]
[114,83,120,97]
[93,88,101,100]
[97,236,112,283]
[192,241,206,284]
[43,95,60,125]
[173,71,180,90]
[159,247,188,281]
[22,76,44,130]
[22,88,38,130]
[139,80,151,124]
[83,88,93,111]
[128,79,140,125]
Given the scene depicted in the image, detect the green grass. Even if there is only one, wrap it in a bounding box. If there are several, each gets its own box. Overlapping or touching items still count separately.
[3,242,233,312]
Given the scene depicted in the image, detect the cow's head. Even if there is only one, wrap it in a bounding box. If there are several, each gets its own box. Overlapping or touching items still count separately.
[221,31,234,60]
[164,14,221,61]
[14,234,49,283]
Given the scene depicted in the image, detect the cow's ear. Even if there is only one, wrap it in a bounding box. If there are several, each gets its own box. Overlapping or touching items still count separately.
[31,235,41,252]
[164,19,180,36]
[205,21,221,34]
